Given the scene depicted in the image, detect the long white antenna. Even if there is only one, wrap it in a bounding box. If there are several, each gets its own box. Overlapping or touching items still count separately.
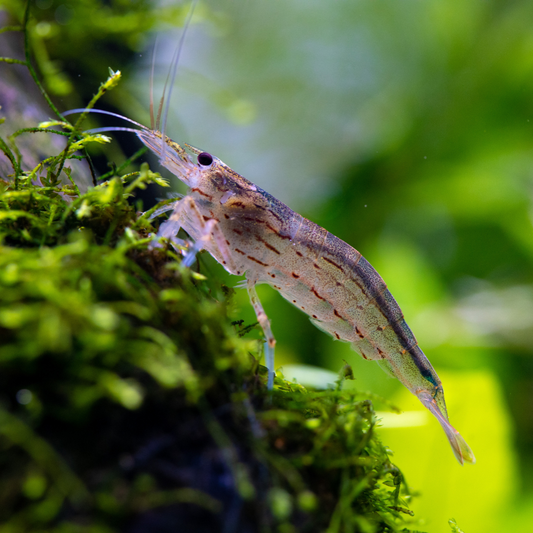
[63,108,148,130]
[149,35,159,131]
[158,0,199,163]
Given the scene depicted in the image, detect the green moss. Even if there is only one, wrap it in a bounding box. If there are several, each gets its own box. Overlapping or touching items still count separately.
[0,3,423,532]
[0,175,420,532]
[0,87,419,533]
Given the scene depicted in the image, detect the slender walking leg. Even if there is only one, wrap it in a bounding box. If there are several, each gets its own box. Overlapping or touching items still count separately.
[154,196,236,270]
[246,277,276,389]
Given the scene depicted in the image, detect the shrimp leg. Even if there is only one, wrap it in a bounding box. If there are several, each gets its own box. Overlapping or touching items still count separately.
[156,196,237,270]
[246,278,276,389]
[156,198,278,389]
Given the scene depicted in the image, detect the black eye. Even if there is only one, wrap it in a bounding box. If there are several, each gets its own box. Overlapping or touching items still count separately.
[197,152,213,166]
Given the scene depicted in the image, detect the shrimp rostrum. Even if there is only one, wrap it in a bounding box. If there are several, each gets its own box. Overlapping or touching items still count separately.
[133,124,474,465]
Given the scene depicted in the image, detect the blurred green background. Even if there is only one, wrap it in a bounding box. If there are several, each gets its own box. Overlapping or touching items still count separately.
[4,0,533,530]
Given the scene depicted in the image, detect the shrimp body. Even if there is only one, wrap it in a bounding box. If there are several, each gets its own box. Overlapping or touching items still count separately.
[138,130,475,465]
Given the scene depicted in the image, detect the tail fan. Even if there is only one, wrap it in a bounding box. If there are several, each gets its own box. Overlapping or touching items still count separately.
[418,392,476,465]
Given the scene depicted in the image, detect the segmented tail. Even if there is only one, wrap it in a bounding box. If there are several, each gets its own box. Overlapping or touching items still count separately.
[418,391,476,465]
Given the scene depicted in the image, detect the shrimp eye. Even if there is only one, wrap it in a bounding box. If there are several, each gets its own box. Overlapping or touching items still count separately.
[197,152,213,166]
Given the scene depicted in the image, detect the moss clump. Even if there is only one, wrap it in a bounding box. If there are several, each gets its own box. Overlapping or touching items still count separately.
[0,173,417,532]
[0,100,420,533]
[0,5,420,532]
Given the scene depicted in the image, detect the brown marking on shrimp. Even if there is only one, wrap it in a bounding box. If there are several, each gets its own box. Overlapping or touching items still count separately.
[255,235,281,254]
[311,288,325,301]
[322,256,345,273]
[191,187,213,200]
[243,216,266,224]
[267,209,284,224]
[247,256,269,267]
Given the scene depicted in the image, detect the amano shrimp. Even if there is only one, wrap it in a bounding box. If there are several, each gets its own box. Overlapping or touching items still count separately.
[140,131,475,466]
[66,15,475,467]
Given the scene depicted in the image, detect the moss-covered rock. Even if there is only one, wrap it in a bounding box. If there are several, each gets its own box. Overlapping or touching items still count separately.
[0,3,420,532]
[0,174,416,531]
